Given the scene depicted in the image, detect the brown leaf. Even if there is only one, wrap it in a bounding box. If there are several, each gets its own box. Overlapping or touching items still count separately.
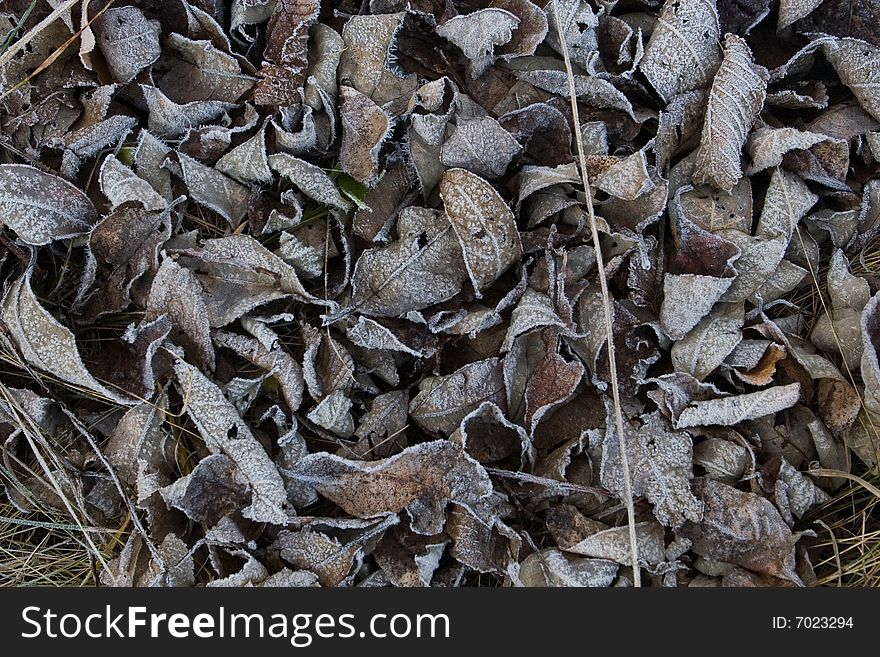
[287,441,493,534]
[692,35,769,191]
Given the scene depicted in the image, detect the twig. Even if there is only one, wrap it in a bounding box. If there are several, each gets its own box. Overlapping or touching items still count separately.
[549,0,641,585]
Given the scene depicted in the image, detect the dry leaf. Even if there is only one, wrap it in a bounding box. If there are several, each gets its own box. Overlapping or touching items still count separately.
[0,164,97,245]
[440,168,523,295]
[287,441,493,535]
[692,35,769,191]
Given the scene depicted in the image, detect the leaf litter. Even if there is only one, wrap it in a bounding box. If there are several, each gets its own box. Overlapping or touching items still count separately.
[0,0,878,588]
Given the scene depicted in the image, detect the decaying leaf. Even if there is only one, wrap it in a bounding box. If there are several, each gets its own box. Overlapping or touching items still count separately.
[440,168,523,295]
[287,441,493,534]
[640,0,722,103]
[173,359,289,524]
[692,35,769,191]
[0,165,97,245]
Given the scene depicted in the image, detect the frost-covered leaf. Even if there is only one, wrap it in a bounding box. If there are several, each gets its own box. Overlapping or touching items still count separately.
[547,504,666,565]
[676,383,801,428]
[287,441,493,535]
[162,34,256,103]
[178,152,250,225]
[437,9,519,77]
[440,168,523,295]
[592,148,653,201]
[95,6,161,84]
[681,478,803,582]
[692,35,769,191]
[174,234,327,326]
[348,207,467,317]
[822,37,880,122]
[746,127,838,174]
[215,124,273,185]
[410,358,506,436]
[640,0,722,103]
[519,549,618,587]
[0,165,97,245]
[339,86,391,187]
[516,69,636,118]
[338,13,417,104]
[778,0,824,30]
[173,359,289,524]
[145,257,214,373]
[99,155,167,211]
[142,85,236,139]
[269,153,351,212]
[441,116,522,179]
[601,411,703,528]
[1,265,132,404]
[671,303,744,380]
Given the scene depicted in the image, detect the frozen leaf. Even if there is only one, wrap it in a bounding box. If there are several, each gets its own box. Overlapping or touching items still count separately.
[440,168,523,295]
[76,201,170,320]
[213,329,304,412]
[173,359,289,524]
[307,391,355,438]
[519,549,618,587]
[778,0,824,30]
[676,383,801,428]
[777,459,830,519]
[746,127,837,174]
[661,274,733,340]
[810,249,870,371]
[441,116,522,179]
[547,505,666,565]
[501,288,568,352]
[681,478,802,582]
[339,86,391,187]
[145,257,215,374]
[0,164,97,245]
[640,0,722,103]
[437,9,519,77]
[719,231,788,303]
[1,265,133,405]
[162,34,256,103]
[692,35,769,191]
[671,303,744,381]
[215,124,273,185]
[160,454,248,525]
[135,131,173,201]
[269,153,351,212]
[338,13,417,104]
[178,152,250,225]
[176,234,327,326]
[494,0,548,60]
[847,292,880,467]
[410,358,506,436]
[544,0,599,67]
[99,155,167,211]
[592,149,653,201]
[452,401,532,465]
[525,339,584,435]
[601,411,704,528]
[96,6,161,83]
[347,316,435,357]
[348,207,467,317]
[516,69,636,118]
[692,437,751,483]
[822,38,880,122]
[142,85,236,139]
[755,168,817,239]
[287,441,493,534]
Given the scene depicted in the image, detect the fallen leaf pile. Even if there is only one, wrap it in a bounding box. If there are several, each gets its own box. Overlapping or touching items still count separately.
[0,0,878,588]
